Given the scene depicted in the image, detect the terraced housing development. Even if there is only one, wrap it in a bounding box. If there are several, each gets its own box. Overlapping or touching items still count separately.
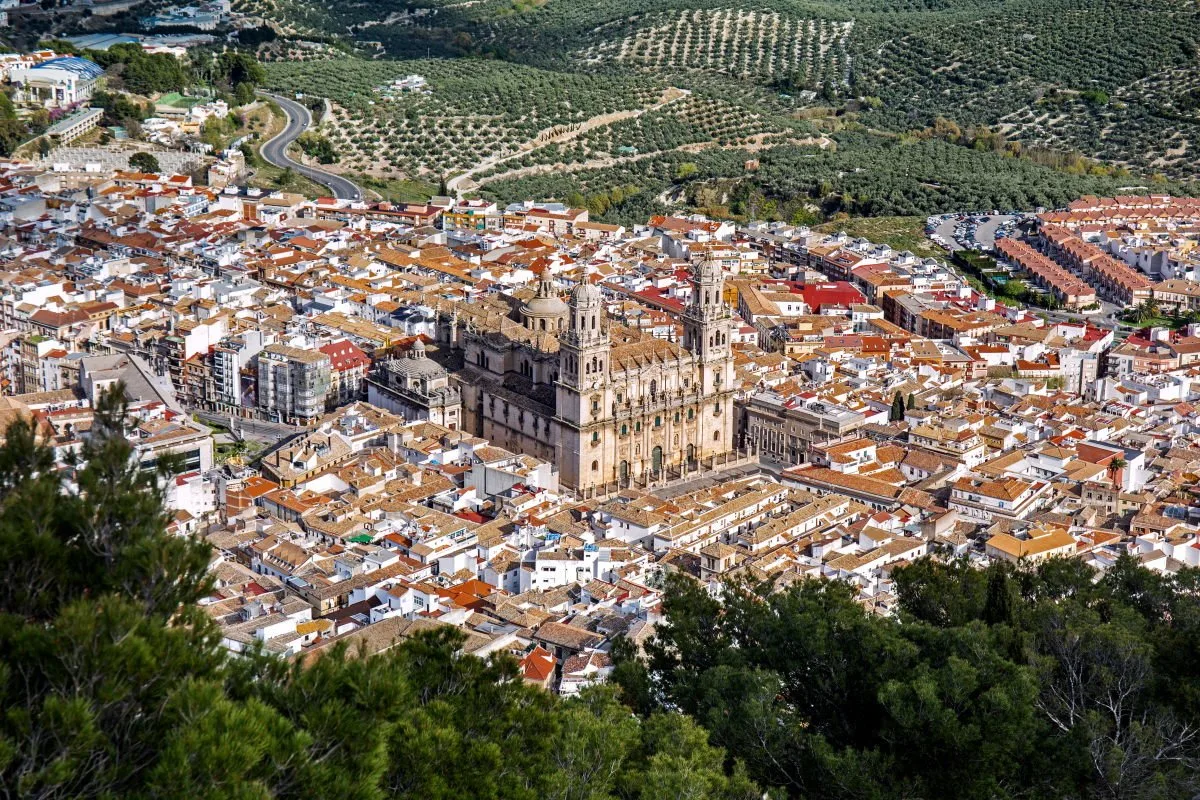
[3,155,1200,688]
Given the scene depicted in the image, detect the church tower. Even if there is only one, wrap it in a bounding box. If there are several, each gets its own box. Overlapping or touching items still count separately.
[557,281,612,494]
[559,281,610,408]
[683,259,734,395]
[682,259,735,462]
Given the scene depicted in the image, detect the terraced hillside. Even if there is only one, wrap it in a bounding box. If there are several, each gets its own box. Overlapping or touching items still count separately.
[254,0,1200,214]
[265,59,662,177]
[578,10,853,87]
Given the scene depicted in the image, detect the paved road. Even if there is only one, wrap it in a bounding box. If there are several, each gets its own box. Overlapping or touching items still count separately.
[193,410,306,445]
[258,92,363,201]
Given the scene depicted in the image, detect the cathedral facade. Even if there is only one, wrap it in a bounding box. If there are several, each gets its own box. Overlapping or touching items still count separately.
[452,261,736,497]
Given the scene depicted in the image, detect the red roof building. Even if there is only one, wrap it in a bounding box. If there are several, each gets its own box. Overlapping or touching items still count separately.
[793,281,867,311]
[318,339,371,406]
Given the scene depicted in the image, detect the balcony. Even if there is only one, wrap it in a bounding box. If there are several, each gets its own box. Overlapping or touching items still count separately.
[611,388,703,420]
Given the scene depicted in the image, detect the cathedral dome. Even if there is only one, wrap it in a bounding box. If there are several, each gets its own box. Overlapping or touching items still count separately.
[522,293,569,319]
[570,281,602,305]
[385,339,445,379]
[522,272,569,330]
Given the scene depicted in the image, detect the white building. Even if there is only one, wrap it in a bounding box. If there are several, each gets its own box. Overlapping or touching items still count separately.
[10,56,104,109]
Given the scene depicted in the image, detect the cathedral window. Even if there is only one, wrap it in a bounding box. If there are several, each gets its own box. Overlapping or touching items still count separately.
[674,412,681,424]
[592,432,600,444]
[654,415,661,428]
[714,431,721,441]
[620,424,628,436]
[687,408,695,421]
[591,460,599,472]
[635,422,642,433]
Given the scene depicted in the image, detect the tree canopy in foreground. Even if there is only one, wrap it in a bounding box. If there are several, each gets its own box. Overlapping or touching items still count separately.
[1,389,1198,799]
[0,389,759,800]
[614,559,1200,800]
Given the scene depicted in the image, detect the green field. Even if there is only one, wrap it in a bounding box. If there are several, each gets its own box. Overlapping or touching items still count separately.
[156,92,205,109]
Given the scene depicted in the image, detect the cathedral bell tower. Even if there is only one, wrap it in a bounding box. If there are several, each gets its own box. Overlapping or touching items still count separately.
[559,281,610,395]
[557,280,612,493]
[683,259,733,395]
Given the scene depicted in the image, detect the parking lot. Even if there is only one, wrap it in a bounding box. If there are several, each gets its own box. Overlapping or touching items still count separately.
[929,213,1026,252]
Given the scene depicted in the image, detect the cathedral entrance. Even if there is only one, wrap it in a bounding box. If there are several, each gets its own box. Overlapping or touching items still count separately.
[619,460,629,485]
[686,444,695,470]
[651,446,663,476]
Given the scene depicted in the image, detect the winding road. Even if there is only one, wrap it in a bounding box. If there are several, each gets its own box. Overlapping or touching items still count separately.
[259,92,363,202]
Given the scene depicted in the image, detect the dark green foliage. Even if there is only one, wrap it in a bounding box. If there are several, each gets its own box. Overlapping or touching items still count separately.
[237,26,278,47]
[296,131,337,164]
[0,118,26,157]
[615,562,1200,799]
[0,396,758,799]
[89,44,188,96]
[129,152,161,173]
[91,89,152,128]
[217,52,267,91]
[889,390,905,421]
[234,81,257,107]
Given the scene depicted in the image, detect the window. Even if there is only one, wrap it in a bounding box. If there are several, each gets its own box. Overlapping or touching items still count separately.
[592,432,600,444]
[654,415,662,427]
[687,408,695,421]
[591,460,599,472]
[713,430,721,441]
[635,421,642,432]
[620,424,628,436]
[674,412,681,423]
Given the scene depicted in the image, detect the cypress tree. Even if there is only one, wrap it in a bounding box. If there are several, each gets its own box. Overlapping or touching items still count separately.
[982,566,1015,626]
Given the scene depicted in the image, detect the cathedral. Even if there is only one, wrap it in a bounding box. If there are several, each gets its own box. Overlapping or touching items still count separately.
[451,260,736,497]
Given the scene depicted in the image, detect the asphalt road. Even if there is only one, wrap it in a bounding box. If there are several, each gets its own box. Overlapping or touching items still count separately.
[193,411,306,445]
[259,93,363,202]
